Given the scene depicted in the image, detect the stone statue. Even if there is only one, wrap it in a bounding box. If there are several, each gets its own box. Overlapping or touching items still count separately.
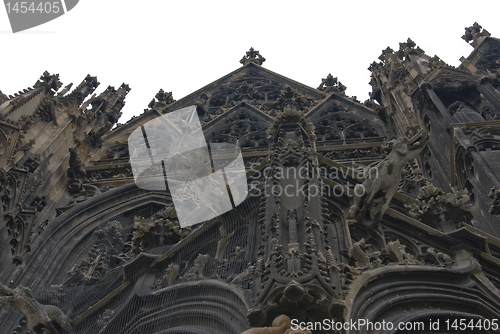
[241,315,312,334]
[0,282,72,334]
[67,148,86,193]
[67,148,86,179]
[349,129,428,225]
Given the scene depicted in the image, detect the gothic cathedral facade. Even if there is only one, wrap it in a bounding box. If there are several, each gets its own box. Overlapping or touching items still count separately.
[1,23,500,333]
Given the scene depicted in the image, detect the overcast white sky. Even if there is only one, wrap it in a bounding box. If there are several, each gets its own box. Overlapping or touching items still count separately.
[1,1,499,123]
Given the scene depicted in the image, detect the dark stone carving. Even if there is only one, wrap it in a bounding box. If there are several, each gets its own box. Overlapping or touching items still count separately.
[6,213,35,263]
[208,107,270,148]
[0,283,72,334]
[349,238,381,270]
[64,220,124,286]
[87,128,107,148]
[349,129,428,225]
[311,103,384,143]
[64,74,99,106]
[184,254,210,281]
[419,246,452,267]
[273,87,307,111]
[381,239,420,265]
[23,157,40,173]
[406,184,473,231]
[29,196,46,212]
[67,148,86,179]
[130,206,190,255]
[36,98,55,122]
[66,148,86,193]
[33,71,62,93]
[86,84,130,148]
[153,264,180,290]
[317,73,346,93]
[462,22,491,48]
[14,137,35,155]
[148,89,175,112]
[216,225,235,261]
[240,47,266,66]
[398,158,428,197]
[489,187,500,215]
[267,107,315,139]
[207,77,282,117]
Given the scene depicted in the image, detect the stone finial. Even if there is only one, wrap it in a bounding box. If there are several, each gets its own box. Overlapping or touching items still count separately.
[396,38,425,57]
[34,71,62,93]
[240,47,266,66]
[317,73,346,92]
[462,22,491,48]
[148,89,175,110]
[273,86,306,111]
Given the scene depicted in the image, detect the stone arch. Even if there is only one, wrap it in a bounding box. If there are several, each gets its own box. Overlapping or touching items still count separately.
[12,183,173,289]
[346,254,500,333]
[95,280,249,334]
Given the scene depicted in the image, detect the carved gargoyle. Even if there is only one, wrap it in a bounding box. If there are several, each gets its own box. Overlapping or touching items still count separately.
[349,129,428,225]
[241,315,312,334]
[0,282,72,334]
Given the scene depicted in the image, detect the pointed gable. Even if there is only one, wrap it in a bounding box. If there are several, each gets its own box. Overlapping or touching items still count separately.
[307,94,387,144]
[203,102,273,149]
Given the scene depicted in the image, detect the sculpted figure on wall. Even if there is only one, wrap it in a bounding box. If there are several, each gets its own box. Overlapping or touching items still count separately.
[0,282,72,334]
[349,129,428,225]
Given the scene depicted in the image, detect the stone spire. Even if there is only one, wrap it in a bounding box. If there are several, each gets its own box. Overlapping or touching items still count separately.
[33,71,62,93]
[65,74,100,106]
